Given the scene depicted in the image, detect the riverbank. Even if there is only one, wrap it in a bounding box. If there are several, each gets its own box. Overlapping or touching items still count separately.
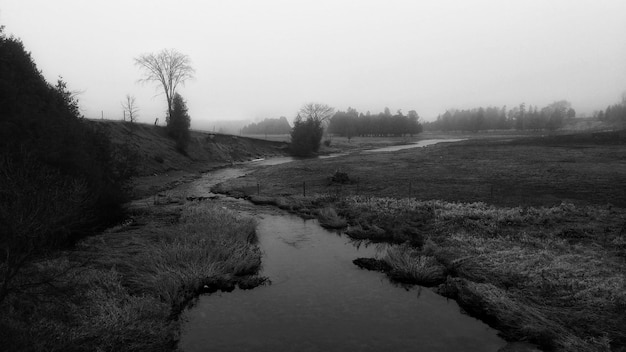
[0,192,266,351]
[88,119,290,199]
[211,132,626,351]
[0,121,289,351]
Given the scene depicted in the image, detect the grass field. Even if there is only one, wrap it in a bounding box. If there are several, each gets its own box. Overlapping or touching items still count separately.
[0,199,264,352]
[217,131,626,208]
[213,131,626,351]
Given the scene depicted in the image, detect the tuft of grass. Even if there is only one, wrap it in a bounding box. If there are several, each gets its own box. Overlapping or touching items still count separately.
[383,246,446,286]
[0,201,263,352]
[439,278,612,352]
[317,207,347,229]
[342,197,626,351]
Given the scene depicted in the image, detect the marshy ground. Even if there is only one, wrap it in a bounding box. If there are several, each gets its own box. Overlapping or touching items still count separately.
[214,131,626,351]
[2,130,624,351]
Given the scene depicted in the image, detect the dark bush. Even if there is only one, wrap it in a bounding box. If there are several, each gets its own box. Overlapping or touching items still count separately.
[168,93,191,154]
[330,170,351,184]
[290,115,324,156]
[0,29,133,302]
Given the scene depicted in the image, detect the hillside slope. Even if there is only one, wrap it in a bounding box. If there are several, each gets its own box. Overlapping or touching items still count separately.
[88,120,289,197]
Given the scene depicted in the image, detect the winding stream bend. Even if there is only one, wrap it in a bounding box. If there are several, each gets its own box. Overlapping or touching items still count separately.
[178,139,507,352]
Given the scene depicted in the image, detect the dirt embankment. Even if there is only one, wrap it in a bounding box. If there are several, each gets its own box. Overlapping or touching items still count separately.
[88,120,289,198]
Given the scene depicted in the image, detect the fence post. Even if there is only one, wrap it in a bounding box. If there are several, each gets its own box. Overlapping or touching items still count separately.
[303,181,306,197]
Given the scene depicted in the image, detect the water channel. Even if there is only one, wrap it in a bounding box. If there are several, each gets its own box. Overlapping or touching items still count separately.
[178,139,508,351]
[363,138,467,153]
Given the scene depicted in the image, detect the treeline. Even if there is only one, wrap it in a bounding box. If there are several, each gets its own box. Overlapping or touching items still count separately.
[328,107,422,138]
[425,101,576,132]
[242,116,291,135]
[596,96,626,127]
[0,30,135,302]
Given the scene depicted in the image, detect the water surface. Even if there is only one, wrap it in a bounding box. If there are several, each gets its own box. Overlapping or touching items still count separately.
[180,213,505,352]
[364,139,466,153]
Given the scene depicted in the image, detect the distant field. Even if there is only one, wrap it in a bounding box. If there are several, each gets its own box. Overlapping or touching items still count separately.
[220,131,626,208]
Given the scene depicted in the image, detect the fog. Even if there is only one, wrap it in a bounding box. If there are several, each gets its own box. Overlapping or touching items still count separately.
[2,0,625,129]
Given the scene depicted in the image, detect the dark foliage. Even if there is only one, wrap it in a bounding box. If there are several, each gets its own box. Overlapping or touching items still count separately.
[596,97,626,128]
[167,93,191,154]
[0,29,133,302]
[424,101,576,132]
[328,107,422,138]
[329,170,351,184]
[290,114,324,156]
[241,116,291,135]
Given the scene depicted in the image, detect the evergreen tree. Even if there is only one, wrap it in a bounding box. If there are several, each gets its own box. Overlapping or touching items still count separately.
[290,114,324,156]
[168,93,191,153]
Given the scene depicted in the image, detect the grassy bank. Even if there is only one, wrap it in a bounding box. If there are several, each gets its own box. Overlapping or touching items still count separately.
[212,132,626,351]
[344,197,625,351]
[0,200,263,352]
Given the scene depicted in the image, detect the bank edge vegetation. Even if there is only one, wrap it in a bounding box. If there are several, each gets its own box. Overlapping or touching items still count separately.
[1,29,265,351]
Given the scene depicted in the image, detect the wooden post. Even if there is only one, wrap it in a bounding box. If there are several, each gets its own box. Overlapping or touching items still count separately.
[303,181,306,197]
[257,182,260,195]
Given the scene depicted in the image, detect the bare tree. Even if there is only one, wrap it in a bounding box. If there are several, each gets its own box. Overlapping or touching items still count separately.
[134,49,194,124]
[121,94,139,123]
[299,102,335,125]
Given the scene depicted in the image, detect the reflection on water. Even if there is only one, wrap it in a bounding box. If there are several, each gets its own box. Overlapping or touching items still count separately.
[364,139,466,153]
[180,213,505,352]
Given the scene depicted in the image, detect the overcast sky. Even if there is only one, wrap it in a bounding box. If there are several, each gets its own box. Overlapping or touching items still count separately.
[2,0,626,127]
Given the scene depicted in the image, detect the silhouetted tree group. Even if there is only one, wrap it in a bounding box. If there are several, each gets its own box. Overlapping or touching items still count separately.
[328,107,422,139]
[242,116,291,135]
[425,101,576,132]
[596,95,626,128]
[0,29,134,302]
[290,103,334,156]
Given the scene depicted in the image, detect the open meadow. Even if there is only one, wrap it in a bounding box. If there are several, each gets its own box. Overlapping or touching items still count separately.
[213,131,626,351]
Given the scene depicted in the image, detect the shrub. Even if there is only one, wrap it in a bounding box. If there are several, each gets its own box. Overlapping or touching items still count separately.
[290,115,324,156]
[168,93,191,154]
[317,207,347,229]
[0,29,132,303]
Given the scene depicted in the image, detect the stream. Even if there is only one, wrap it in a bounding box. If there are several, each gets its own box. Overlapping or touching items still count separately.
[177,139,508,351]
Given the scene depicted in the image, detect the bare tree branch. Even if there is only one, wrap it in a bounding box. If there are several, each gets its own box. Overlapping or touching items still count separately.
[121,94,139,123]
[134,49,194,124]
[299,102,335,125]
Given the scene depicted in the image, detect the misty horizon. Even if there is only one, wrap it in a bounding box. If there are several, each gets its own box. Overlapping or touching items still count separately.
[2,0,625,128]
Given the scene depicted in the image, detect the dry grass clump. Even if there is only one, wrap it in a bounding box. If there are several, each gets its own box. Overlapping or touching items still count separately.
[440,278,612,352]
[110,203,260,309]
[317,207,347,229]
[343,196,626,350]
[383,246,446,286]
[0,257,174,352]
[0,201,262,352]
